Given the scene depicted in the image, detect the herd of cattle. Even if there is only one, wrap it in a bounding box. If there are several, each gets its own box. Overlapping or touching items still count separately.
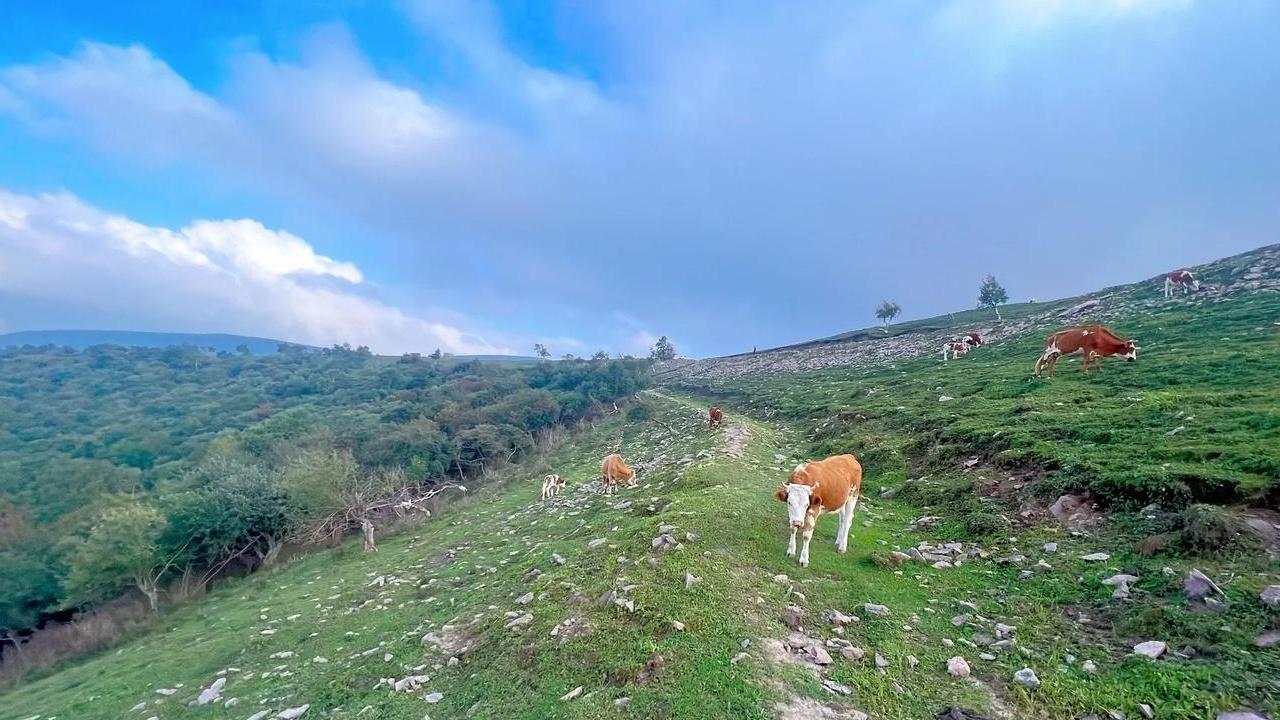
[536,269,1199,566]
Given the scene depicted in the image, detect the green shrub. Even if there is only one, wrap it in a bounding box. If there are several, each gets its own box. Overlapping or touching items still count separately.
[1176,503,1247,555]
[961,511,1009,538]
[625,403,655,423]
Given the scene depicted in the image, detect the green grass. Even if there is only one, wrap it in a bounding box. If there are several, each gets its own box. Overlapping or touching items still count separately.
[5,391,1277,720]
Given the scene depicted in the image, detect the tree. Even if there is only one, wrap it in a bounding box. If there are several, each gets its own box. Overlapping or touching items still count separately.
[429,348,443,360]
[875,300,902,325]
[59,501,181,612]
[978,274,1009,320]
[591,350,609,361]
[533,343,550,359]
[649,336,676,362]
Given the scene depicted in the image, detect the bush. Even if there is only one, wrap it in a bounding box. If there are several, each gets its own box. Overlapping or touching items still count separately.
[961,511,1009,538]
[625,403,655,423]
[1176,503,1247,555]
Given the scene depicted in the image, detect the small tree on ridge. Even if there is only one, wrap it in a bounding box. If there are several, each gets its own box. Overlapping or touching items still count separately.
[875,300,902,326]
[978,274,1009,320]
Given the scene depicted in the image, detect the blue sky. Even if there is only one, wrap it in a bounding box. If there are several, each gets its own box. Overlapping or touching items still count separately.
[1,1,1277,356]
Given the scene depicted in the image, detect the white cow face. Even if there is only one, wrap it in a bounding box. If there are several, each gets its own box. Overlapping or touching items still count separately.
[775,466,819,528]
[1123,340,1138,362]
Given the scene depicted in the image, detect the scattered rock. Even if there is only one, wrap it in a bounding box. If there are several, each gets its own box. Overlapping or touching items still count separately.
[425,692,444,704]
[684,572,701,589]
[840,645,866,661]
[1260,585,1280,608]
[779,604,805,630]
[651,534,678,550]
[821,679,853,696]
[1043,542,1058,554]
[995,623,1016,639]
[247,713,270,720]
[276,706,310,720]
[560,686,584,702]
[875,653,889,669]
[1184,569,1222,599]
[515,592,534,605]
[1080,552,1111,562]
[863,603,891,618]
[671,620,686,631]
[1102,574,1139,599]
[393,675,429,692]
[551,553,567,565]
[1082,660,1098,673]
[939,395,954,403]
[1218,712,1269,720]
[614,697,631,708]
[196,677,225,705]
[588,538,608,549]
[1253,630,1280,648]
[1133,641,1167,659]
[937,708,992,720]
[824,609,857,626]
[731,652,750,665]
[1013,668,1040,690]
[1138,703,1154,719]
[504,613,534,630]
[947,656,971,677]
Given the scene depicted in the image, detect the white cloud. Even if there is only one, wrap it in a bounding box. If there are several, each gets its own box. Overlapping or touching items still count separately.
[0,189,505,355]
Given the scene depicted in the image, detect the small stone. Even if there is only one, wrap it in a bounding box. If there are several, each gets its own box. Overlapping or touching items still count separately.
[1138,704,1154,719]
[1043,542,1058,553]
[841,646,866,661]
[907,655,919,668]
[276,706,310,720]
[1013,668,1040,690]
[864,603,890,617]
[1217,712,1269,720]
[946,656,971,677]
[515,592,534,605]
[671,620,686,631]
[773,574,790,585]
[1253,630,1280,648]
[614,697,631,707]
[1082,660,1098,673]
[684,572,701,589]
[1081,553,1111,562]
[730,652,750,664]
[551,553,567,565]
[811,646,834,665]
[1102,574,1139,599]
[1133,641,1167,659]
[951,614,971,627]
[424,692,444,704]
[1260,585,1280,608]
[504,612,533,630]
[939,395,954,402]
[821,679,853,696]
[824,609,856,626]
[560,686,584,702]
[875,653,889,669]
[995,623,1016,639]
[588,538,607,549]
[196,677,226,705]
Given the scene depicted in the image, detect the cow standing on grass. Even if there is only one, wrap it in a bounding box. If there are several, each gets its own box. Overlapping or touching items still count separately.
[1164,270,1200,298]
[708,406,724,428]
[942,341,971,361]
[540,473,564,500]
[774,454,863,567]
[1034,325,1137,378]
[600,453,636,495]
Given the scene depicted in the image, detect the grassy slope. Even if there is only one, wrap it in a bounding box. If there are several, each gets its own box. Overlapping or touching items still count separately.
[5,391,1277,720]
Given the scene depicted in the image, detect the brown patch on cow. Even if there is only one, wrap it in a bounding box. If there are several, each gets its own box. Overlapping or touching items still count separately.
[774,697,866,720]
[1134,533,1175,556]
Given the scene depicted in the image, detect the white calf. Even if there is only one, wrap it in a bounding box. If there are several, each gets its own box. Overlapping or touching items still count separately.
[540,474,564,500]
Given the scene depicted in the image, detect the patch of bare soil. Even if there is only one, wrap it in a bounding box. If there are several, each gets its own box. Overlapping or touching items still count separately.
[774,696,866,720]
[723,426,752,458]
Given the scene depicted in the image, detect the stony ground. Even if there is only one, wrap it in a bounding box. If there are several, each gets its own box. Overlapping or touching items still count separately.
[5,392,1276,720]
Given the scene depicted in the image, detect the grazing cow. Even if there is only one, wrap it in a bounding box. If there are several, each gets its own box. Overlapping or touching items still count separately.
[1164,270,1200,298]
[942,341,971,361]
[773,454,864,567]
[960,332,984,348]
[1034,325,1137,378]
[708,406,724,428]
[600,453,636,495]
[540,473,565,500]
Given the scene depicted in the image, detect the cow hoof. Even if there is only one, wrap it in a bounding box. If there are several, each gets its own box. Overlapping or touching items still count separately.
[786,550,795,558]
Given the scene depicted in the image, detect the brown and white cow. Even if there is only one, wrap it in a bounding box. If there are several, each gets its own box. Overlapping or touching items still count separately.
[1164,270,1200,298]
[1033,325,1137,378]
[942,341,971,361]
[773,454,863,567]
[708,406,724,428]
[540,473,565,500]
[600,453,636,495]
[960,332,984,347]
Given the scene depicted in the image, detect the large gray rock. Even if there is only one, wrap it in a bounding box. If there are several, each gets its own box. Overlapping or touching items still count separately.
[196,677,225,705]
[947,656,971,677]
[1133,640,1167,659]
[1184,569,1222,599]
[863,603,891,617]
[1261,585,1280,608]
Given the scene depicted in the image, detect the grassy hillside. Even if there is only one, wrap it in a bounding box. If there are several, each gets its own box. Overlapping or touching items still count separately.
[0,330,313,355]
[4,393,1276,720]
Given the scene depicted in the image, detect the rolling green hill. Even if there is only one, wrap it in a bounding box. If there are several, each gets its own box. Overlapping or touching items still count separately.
[2,245,1277,720]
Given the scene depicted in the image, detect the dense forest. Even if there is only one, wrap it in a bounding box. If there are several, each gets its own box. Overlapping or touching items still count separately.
[0,343,649,641]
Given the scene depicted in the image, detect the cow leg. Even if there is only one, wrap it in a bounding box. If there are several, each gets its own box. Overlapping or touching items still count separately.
[1164,278,1172,298]
[799,511,818,567]
[1046,354,1059,379]
[836,496,856,553]
[786,527,797,558]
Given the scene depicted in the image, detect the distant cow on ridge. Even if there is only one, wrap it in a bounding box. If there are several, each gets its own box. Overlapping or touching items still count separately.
[1164,270,1200,298]
[1034,325,1137,378]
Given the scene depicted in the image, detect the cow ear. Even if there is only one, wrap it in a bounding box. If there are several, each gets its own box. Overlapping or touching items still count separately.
[809,494,822,507]
[774,487,787,502]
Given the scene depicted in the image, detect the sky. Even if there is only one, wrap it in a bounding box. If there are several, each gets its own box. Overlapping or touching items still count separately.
[1,1,1277,357]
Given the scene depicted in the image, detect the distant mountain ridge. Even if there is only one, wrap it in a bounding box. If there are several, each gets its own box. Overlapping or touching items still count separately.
[0,329,542,362]
[0,330,311,355]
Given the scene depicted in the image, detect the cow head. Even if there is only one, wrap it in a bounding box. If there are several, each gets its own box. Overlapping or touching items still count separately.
[1123,340,1138,361]
[775,465,820,528]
